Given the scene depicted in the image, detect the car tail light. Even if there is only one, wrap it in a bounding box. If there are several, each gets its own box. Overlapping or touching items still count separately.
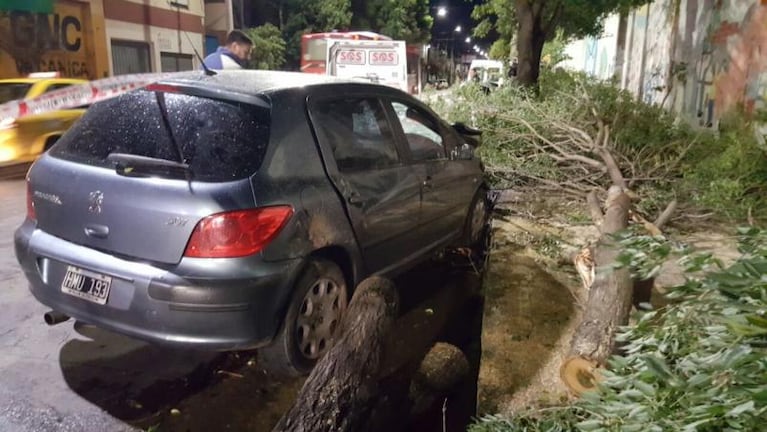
[144,83,181,94]
[184,206,294,258]
[26,181,35,221]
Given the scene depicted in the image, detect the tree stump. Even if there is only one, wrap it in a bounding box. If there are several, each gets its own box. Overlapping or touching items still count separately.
[273,276,399,432]
[561,186,633,394]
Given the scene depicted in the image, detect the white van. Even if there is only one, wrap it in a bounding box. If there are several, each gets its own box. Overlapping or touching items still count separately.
[468,59,505,86]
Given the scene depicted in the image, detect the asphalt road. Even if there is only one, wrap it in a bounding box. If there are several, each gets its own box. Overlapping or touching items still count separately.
[0,178,221,432]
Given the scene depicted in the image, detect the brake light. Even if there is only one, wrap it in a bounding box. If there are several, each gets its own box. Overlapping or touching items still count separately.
[26,181,35,221]
[144,83,181,93]
[184,206,294,258]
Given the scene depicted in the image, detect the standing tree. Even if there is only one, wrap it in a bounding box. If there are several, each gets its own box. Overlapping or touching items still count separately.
[245,24,287,70]
[473,0,651,87]
[274,0,352,69]
[350,0,432,43]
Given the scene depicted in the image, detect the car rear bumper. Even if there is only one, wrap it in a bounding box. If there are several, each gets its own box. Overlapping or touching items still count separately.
[14,220,303,351]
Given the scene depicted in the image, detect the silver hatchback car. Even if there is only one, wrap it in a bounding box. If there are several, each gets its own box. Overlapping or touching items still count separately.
[14,70,486,374]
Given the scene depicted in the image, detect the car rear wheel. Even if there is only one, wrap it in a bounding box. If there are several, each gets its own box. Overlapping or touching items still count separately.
[259,258,348,376]
[464,188,489,247]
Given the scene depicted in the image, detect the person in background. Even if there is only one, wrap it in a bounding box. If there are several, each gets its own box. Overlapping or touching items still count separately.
[508,58,518,79]
[202,30,253,70]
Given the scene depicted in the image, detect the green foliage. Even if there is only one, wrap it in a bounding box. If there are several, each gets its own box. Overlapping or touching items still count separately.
[279,0,352,68]
[541,30,571,67]
[431,69,767,222]
[245,24,286,70]
[472,227,767,431]
[351,0,432,43]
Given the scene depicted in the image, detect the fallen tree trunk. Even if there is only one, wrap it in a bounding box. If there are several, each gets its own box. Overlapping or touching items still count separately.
[273,276,399,432]
[561,186,634,394]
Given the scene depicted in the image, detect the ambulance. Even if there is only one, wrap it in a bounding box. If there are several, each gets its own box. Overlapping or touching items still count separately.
[325,40,408,93]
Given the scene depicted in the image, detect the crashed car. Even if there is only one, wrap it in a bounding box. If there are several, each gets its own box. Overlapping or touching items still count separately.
[14,70,486,374]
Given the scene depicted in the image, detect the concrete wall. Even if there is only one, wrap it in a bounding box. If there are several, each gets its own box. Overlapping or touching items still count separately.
[560,14,621,81]
[559,0,767,128]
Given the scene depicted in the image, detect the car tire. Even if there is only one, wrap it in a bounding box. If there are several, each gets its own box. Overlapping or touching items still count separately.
[463,187,489,247]
[259,258,348,376]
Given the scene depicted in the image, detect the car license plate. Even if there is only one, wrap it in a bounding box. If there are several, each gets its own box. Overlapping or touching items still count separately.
[60,266,111,305]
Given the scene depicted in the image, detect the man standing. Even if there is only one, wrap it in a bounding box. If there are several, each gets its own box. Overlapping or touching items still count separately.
[202,30,253,70]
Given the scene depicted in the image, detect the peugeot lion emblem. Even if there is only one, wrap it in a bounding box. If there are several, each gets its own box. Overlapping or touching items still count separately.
[88,191,104,214]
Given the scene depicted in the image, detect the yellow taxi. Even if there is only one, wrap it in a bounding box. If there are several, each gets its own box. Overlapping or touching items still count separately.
[0,73,88,167]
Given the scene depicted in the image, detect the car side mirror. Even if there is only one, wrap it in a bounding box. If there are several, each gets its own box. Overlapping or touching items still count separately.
[453,122,482,148]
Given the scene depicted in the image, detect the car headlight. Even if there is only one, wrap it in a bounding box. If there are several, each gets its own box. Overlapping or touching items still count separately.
[0,146,16,163]
[0,117,17,130]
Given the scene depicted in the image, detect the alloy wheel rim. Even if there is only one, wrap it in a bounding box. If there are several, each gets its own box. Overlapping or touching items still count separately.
[295,277,346,360]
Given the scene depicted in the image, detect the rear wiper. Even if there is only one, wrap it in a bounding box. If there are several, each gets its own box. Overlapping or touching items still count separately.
[107,153,192,178]
[153,90,186,166]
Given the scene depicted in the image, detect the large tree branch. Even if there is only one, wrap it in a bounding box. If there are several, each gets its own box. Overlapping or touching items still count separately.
[542,2,564,36]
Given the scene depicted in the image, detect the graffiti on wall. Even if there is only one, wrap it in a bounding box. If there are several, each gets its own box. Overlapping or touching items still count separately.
[685,0,767,126]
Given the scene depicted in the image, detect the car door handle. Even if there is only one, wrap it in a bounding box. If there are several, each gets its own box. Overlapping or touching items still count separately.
[84,224,109,239]
[347,194,364,205]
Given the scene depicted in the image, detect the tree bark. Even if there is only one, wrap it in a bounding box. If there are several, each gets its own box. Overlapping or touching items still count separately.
[273,276,399,432]
[515,1,547,87]
[561,186,634,394]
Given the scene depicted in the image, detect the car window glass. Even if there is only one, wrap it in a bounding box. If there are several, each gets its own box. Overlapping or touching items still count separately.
[389,101,445,161]
[49,90,270,182]
[0,83,32,104]
[43,84,72,94]
[312,97,400,172]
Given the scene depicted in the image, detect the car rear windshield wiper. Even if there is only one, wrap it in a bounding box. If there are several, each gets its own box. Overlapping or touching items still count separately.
[153,90,187,167]
[107,153,192,179]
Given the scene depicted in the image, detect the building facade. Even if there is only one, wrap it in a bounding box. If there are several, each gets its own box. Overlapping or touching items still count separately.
[103,0,205,75]
[0,0,206,79]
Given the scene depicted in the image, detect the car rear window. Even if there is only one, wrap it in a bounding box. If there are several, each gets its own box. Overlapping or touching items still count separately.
[49,90,270,182]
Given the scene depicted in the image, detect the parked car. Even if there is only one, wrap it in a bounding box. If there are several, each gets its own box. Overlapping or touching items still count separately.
[14,70,486,374]
[0,73,88,167]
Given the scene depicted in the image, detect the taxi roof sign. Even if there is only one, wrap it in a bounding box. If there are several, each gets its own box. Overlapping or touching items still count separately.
[28,72,60,79]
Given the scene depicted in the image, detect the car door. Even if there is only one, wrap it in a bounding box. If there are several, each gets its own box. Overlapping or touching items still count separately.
[308,95,423,275]
[384,98,479,247]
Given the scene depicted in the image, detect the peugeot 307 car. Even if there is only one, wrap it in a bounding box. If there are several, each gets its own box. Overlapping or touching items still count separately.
[14,70,487,374]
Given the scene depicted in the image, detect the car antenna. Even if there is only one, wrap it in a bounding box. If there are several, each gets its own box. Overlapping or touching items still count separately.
[169,1,217,76]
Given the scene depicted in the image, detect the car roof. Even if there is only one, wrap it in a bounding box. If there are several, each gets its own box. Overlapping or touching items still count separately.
[159,70,397,97]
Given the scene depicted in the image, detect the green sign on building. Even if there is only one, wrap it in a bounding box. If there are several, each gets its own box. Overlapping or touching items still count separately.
[0,0,54,13]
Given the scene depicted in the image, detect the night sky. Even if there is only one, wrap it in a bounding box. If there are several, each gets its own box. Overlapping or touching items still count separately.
[429,0,491,54]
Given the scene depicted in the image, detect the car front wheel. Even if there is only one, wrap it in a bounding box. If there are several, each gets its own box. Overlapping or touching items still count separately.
[259,258,348,376]
[464,188,489,247]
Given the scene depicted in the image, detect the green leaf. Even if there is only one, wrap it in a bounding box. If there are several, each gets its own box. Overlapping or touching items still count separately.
[727,401,755,417]
[575,419,604,431]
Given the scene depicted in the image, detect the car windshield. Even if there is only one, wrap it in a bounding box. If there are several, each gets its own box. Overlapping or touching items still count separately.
[49,89,271,182]
[0,83,32,104]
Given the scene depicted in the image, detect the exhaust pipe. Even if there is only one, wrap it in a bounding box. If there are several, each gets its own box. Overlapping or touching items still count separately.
[44,311,70,326]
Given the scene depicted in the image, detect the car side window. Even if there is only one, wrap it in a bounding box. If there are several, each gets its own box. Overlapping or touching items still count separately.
[312,97,400,172]
[43,84,72,94]
[389,101,446,161]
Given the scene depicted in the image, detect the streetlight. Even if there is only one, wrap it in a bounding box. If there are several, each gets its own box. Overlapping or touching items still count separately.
[454,25,462,33]
[465,37,471,43]
[437,6,447,17]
